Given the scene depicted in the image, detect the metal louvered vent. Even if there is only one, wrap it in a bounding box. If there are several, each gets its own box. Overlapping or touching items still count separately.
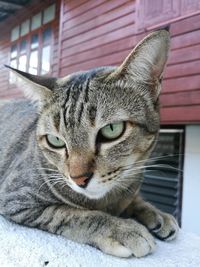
[141,128,184,225]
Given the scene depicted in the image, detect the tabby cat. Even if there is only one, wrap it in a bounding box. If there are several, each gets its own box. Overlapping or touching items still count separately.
[0,29,179,258]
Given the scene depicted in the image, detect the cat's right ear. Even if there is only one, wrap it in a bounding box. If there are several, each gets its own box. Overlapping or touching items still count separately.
[5,65,57,106]
[112,29,170,99]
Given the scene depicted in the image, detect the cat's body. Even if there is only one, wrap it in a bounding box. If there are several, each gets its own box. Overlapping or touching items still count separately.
[0,30,179,258]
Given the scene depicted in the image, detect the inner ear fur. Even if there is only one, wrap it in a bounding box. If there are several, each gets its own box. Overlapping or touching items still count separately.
[116,29,170,84]
[5,65,57,103]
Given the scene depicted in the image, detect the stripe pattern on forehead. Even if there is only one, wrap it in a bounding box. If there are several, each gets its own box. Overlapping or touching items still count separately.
[62,75,92,128]
[77,77,91,123]
[83,77,90,103]
[88,105,97,127]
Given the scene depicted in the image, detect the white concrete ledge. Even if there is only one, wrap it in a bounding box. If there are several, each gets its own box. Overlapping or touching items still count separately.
[0,215,200,267]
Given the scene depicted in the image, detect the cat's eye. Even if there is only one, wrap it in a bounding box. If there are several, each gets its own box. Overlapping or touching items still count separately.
[99,122,125,141]
[46,134,65,148]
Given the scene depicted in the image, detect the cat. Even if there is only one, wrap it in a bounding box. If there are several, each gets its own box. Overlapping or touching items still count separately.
[0,29,179,258]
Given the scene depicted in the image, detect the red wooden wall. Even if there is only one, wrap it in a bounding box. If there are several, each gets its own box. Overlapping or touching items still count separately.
[0,0,200,125]
[58,0,137,76]
[158,12,200,124]
[57,0,200,124]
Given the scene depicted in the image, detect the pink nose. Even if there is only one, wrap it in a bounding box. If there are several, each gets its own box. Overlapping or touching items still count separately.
[70,172,93,188]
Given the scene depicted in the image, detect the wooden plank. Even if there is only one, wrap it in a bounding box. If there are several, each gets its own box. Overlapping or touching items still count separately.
[160,105,200,124]
[61,24,136,56]
[62,13,135,49]
[171,13,200,37]
[64,0,108,20]
[60,35,137,68]
[63,0,89,14]
[63,0,131,27]
[160,90,200,107]
[168,44,200,65]
[165,60,200,79]
[171,29,200,50]
[162,75,200,94]
[62,2,135,39]
[60,49,130,75]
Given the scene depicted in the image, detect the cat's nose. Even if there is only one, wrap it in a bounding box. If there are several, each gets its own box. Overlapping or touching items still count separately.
[70,172,94,188]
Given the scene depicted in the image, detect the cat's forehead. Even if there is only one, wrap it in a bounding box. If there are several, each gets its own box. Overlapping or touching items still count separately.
[58,67,115,90]
[54,66,149,127]
[57,67,118,116]
[57,66,137,111]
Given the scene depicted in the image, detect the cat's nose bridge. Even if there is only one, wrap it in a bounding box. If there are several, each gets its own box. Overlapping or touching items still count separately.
[68,153,95,187]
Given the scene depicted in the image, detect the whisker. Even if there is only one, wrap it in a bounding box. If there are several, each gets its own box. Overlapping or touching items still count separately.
[38,176,65,192]
[120,154,183,169]
[121,162,183,173]
[35,167,59,173]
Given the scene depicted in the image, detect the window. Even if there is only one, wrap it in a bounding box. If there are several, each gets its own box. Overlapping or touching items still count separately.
[41,27,52,74]
[11,26,20,41]
[21,20,30,36]
[9,4,55,83]
[31,13,42,31]
[43,5,55,24]
[141,128,184,225]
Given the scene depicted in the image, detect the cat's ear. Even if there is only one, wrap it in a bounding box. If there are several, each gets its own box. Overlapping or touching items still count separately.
[5,66,57,104]
[116,29,170,94]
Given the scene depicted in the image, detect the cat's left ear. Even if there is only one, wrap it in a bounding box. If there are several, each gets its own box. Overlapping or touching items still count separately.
[5,66,56,104]
[115,29,170,97]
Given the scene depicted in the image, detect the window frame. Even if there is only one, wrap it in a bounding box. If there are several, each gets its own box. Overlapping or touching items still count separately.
[141,126,185,226]
[9,4,56,84]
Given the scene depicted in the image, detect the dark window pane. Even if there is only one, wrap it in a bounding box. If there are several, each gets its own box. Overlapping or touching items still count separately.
[31,12,42,30]
[42,27,52,43]
[21,19,29,36]
[20,39,27,54]
[11,44,17,58]
[31,34,39,49]
[43,4,55,24]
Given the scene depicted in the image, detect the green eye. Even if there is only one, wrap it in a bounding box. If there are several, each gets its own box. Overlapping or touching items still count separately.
[46,135,65,148]
[100,122,125,141]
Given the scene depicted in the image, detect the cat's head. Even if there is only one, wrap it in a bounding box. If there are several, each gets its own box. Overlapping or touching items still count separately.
[7,30,170,199]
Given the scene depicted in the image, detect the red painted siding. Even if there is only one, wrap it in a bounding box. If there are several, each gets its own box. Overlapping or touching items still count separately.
[58,0,200,124]
[0,0,60,99]
[160,13,200,124]
[58,0,137,76]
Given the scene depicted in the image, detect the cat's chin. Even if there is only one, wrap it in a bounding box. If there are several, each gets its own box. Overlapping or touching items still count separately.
[81,190,108,200]
[69,183,109,200]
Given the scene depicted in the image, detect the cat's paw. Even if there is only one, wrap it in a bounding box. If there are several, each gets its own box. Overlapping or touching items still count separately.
[137,208,179,241]
[91,219,155,258]
[152,212,179,241]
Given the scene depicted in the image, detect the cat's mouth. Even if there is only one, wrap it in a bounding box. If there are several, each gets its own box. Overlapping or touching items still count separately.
[68,174,114,200]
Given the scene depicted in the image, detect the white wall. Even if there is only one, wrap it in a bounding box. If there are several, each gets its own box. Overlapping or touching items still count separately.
[182,125,200,235]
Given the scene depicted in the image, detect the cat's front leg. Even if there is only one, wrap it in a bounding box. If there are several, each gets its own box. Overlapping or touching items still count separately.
[9,205,155,258]
[123,196,179,241]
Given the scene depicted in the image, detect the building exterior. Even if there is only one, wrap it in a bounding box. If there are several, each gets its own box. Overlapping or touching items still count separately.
[0,0,199,234]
